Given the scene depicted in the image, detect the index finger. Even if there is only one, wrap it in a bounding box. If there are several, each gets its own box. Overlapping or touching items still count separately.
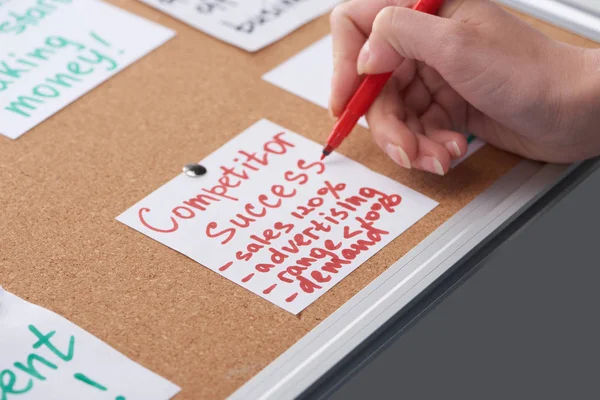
[329,0,413,118]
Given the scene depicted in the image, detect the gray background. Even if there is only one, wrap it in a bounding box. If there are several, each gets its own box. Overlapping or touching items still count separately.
[332,167,600,400]
[562,0,600,14]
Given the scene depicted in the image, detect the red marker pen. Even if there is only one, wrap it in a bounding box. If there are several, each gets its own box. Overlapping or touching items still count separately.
[321,0,445,160]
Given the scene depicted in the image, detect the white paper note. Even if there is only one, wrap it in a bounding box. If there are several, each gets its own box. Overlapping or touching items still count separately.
[0,0,175,139]
[138,0,341,52]
[0,287,180,400]
[117,119,437,314]
[263,35,486,167]
[454,136,485,168]
[264,35,368,128]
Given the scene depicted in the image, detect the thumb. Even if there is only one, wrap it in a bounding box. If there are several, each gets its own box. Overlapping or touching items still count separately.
[357,5,479,78]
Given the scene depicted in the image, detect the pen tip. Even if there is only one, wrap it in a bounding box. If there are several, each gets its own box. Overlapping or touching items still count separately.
[321,145,333,161]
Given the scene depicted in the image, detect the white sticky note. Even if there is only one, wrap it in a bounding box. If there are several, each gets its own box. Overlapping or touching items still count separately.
[138,0,341,52]
[451,137,485,168]
[117,119,437,314]
[263,35,486,167]
[0,0,175,139]
[263,35,367,127]
[0,288,180,400]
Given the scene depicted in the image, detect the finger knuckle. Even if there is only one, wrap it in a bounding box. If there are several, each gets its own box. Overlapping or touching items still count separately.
[372,6,397,36]
[329,2,352,25]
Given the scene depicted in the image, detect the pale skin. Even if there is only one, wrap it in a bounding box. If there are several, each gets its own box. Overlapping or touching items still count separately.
[329,0,600,175]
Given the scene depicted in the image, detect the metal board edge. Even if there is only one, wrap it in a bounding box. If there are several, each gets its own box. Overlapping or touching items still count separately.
[495,0,600,43]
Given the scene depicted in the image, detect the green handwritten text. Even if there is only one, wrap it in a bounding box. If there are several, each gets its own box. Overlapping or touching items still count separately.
[0,323,126,399]
[0,0,73,35]
[0,324,74,400]
[3,31,120,118]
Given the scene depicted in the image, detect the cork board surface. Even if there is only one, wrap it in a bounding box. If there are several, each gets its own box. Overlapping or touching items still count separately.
[0,2,595,398]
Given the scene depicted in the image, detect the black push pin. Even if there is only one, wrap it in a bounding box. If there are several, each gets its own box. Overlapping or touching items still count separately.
[183,163,207,177]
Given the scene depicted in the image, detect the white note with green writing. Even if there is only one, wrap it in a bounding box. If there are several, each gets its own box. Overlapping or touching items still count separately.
[0,0,174,139]
[138,0,341,52]
[0,287,180,399]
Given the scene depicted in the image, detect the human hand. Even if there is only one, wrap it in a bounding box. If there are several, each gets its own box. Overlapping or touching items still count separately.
[329,0,600,175]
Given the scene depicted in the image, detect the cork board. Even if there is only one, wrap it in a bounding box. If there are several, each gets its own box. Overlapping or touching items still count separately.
[0,1,595,398]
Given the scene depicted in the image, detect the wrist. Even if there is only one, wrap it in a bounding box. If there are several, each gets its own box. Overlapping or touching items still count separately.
[573,48,600,128]
[579,48,600,100]
[556,47,600,159]
[553,47,599,127]
[585,49,600,100]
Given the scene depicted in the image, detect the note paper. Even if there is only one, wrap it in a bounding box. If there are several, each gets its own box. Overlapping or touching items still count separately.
[0,287,180,400]
[0,0,175,139]
[117,119,437,314]
[263,35,486,167]
[138,0,341,52]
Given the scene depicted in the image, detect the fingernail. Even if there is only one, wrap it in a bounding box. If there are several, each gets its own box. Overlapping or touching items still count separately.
[446,141,462,158]
[357,41,371,75]
[328,106,336,120]
[385,144,411,169]
[421,156,445,176]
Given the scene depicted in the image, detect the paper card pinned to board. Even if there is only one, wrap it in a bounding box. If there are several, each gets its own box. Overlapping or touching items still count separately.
[0,287,180,400]
[0,0,175,139]
[262,35,486,167]
[117,119,438,314]
[137,0,342,52]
